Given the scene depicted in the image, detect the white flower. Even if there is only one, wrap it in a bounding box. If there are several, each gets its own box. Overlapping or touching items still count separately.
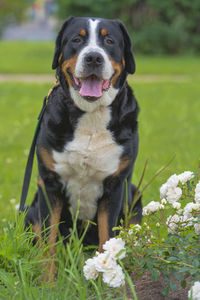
[128,224,141,235]
[142,201,164,216]
[194,182,200,203]
[184,202,200,218]
[132,224,141,231]
[167,174,179,188]
[94,252,117,272]
[178,171,194,185]
[166,187,182,203]
[161,198,167,205]
[83,258,98,280]
[194,223,200,235]
[103,238,126,260]
[102,264,125,288]
[160,183,168,199]
[172,202,181,210]
[188,281,200,300]
[182,215,197,227]
[83,237,127,287]
[166,214,180,233]
[160,173,191,203]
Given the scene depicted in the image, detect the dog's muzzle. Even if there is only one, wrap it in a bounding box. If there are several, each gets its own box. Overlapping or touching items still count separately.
[72,51,111,101]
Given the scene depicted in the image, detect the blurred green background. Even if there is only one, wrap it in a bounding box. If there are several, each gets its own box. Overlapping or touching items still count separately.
[1,0,200,54]
[55,0,200,55]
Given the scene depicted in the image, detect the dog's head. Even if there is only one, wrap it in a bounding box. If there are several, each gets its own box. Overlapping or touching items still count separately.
[52,17,135,112]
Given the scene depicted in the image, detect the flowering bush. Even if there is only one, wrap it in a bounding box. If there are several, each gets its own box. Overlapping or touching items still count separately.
[83,170,200,297]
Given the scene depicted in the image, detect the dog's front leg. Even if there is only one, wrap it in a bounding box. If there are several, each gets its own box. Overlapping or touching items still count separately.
[37,177,63,282]
[97,199,109,253]
[97,180,125,252]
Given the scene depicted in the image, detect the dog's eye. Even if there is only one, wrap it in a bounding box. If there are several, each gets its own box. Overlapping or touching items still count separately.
[104,37,114,45]
[72,37,82,44]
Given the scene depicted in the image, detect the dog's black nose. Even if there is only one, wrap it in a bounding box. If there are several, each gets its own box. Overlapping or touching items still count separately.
[84,52,104,67]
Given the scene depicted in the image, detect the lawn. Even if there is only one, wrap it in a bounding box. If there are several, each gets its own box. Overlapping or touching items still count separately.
[0,41,200,76]
[0,46,200,299]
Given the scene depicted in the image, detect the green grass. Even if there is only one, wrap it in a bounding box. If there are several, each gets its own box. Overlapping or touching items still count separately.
[0,82,51,220]
[0,214,128,300]
[135,55,200,75]
[0,41,54,74]
[134,80,200,202]
[0,41,200,75]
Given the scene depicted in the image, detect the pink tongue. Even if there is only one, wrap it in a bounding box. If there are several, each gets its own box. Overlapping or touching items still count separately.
[80,77,103,98]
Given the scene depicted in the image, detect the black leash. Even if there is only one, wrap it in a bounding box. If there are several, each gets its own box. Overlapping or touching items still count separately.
[19,96,47,213]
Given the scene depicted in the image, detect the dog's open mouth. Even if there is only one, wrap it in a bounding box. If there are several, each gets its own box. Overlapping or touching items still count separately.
[72,74,111,101]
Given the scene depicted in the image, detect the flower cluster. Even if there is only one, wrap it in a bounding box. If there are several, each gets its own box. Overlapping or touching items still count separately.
[142,171,200,235]
[161,172,200,234]
[160,171,194,203]
[188,281,200,300]
[142,201,164,216]
[83,238,126,288]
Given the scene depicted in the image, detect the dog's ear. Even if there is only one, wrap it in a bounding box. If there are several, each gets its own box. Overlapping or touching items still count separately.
[52,16,74,70]
[116,20,135,74]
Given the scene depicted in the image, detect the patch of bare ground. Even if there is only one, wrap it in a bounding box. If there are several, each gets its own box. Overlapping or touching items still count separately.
[0,74,189,83]
[126,271,190,300]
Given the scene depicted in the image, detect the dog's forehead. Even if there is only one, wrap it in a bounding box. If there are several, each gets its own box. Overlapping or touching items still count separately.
[97,19,123,38]
[63,17,89,35]
[63,17,122,39]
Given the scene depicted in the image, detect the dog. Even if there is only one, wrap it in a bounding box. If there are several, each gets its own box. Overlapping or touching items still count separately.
[25,16,142,281]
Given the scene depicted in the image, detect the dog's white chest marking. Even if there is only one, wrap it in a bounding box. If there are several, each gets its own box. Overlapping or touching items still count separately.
[53,107,122,220]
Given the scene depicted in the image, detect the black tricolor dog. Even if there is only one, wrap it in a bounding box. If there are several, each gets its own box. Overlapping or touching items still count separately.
[25,16,142,280]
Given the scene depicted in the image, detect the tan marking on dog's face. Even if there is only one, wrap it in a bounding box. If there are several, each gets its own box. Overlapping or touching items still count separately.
[101,28,108,36]
[79,29,86,36]
[39,147,55,171]
[113,157,131,177]
[98,201,109,252]
[110,59,123,86]
[61,55,78,87]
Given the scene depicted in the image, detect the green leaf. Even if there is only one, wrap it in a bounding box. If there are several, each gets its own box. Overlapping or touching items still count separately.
[179,266,190,273]
[193,259,199,268]
[168,257,178,262]
[170,281,177,291]
[162,285,170,296]
[174,273,183,281]
[190,269,198,275]
[181,280,187,289]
